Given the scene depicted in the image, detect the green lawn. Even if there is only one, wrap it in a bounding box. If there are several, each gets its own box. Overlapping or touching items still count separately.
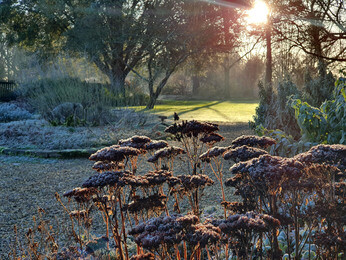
[140,100,259,123]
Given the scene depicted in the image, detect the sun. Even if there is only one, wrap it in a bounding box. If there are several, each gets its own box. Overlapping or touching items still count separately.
[246,0,270,24]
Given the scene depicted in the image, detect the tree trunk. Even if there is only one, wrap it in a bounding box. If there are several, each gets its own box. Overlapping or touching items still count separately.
[109,70,126,96]
[146,94,158,110]
[265,20,272,90]
[223,65,231,99]
[146,72,172,109]
[192,75,200,96]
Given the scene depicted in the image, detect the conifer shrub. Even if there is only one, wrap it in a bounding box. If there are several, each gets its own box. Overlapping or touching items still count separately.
[251,78,301,139]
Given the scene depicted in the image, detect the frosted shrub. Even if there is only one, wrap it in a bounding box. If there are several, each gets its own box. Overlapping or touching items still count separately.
[0,103,33,122]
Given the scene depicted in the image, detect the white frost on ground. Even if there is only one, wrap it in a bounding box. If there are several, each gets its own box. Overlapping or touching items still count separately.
[0,118,158,150]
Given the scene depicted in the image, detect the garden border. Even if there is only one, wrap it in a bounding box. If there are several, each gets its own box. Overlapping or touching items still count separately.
[0,147,98,158]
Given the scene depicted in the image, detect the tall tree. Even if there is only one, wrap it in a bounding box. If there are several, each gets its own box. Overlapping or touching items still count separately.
[272,0,346,63]
[138,0,223,108]
[0,0,174,95]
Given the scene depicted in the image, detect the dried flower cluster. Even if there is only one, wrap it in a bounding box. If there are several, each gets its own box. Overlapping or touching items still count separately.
[144,140,168,151]
[221,201,247,214]
[82,171,131,188]
[229,135,276,149]
[129,215,185,249]
[147,146,185,163]
[186,223,221,247]
[89,145,141,162]
[228,154,305,188]
[165,120,218,139]
[200,132,224,145]
[63,187,98,203]
[212,211,280,234]
[125,194,167,214]
[199,146,228,162]
[120,170,173,188]
[294,144,346,170]
[223,145,269,162]
[129,214,220,250]
[171,174,214,191]
[119,135,151,149]
[92,161,124,172]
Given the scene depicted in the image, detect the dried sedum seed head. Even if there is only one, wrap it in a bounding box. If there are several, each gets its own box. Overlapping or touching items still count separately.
[92,161,124,172]
[199,147,228,162]
[227,154,304,187]
[212,211,280,235]
[200,132,225,145]
[294,144,346,171]
[70,210,87,219]
[120,170,175,188]
[125,194,167,214]
[119,135,151,149]
[171,174,214,191]
[224,174,242,187]
[230,135,276,149]
[223,145,269,162]
[145,140,169,151]
[186,223,221,247]
[63,187,98,203]
[176,213,199,227]
[129,215,184,249]
[129,213,220,250]
[89,145,141,162]
[148,146,186,163]
[221,201,247,214]
[82,171,131,188]
[165,120,219,138]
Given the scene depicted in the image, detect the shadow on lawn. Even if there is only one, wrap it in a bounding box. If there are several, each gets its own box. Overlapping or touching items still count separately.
[164,101,223,119]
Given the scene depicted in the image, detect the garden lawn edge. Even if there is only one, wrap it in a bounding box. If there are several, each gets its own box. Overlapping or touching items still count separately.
[1,147,99,159]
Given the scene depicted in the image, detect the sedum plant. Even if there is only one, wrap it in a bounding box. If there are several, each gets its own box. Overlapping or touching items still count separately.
[7,120,346,260]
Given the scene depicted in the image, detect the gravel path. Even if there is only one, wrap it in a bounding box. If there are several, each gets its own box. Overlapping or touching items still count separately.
[0,123,252,256]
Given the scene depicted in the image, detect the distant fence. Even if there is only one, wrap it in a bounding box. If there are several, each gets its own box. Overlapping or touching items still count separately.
[0,80,16,101]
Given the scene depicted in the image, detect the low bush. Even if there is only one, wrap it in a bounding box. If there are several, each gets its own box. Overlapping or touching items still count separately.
[0,109,156,150]
[0,103,33,122]
[290,77,345,144]
[7,120,345,259]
